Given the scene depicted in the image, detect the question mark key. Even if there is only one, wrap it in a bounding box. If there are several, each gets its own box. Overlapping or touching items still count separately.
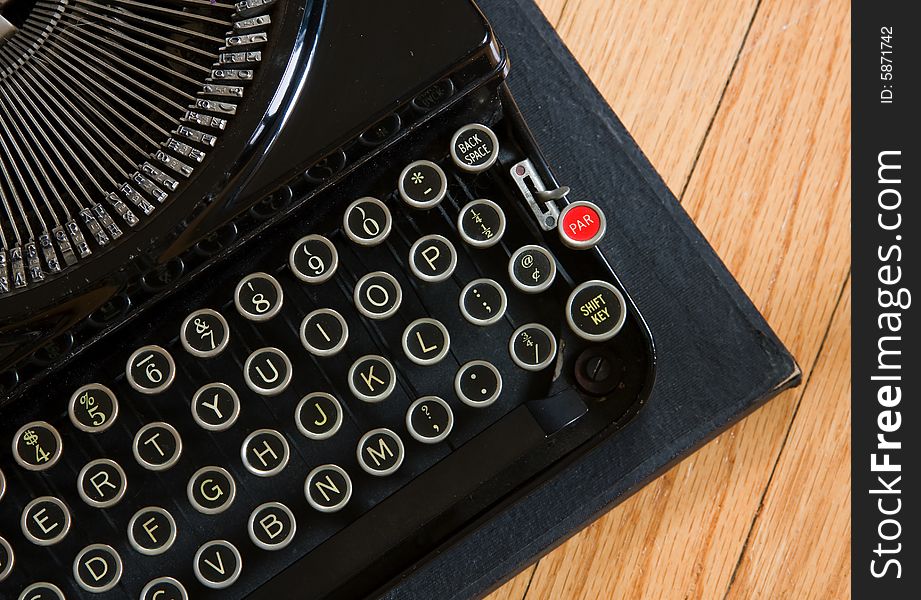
[405,396,453,444]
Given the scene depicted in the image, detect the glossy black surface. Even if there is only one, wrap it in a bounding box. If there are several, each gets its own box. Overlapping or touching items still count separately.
[0,2,659,599]
[0,0,502,376]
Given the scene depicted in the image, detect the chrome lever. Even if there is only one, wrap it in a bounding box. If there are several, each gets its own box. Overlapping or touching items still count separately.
[510,159,565,231]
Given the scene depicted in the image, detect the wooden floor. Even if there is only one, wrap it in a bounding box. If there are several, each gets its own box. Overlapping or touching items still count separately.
[487,1,851,599]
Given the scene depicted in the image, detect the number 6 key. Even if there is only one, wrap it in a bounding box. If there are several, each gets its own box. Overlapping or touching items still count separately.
[126,345,176,394]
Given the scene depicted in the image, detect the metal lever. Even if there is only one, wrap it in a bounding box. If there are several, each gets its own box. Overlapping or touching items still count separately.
[510,159,565,231]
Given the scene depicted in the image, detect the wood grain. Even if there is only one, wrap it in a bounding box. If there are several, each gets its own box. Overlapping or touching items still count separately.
[726,279,850,599]
[550,0,760,193]
[487,0,851,598]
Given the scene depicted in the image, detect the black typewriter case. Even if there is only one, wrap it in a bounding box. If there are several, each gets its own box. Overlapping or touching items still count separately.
[0,2,655,598]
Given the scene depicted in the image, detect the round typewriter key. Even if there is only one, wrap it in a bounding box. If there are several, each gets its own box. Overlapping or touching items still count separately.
[235,272,284,322]
[12,421,62,472]
[180,308,230,358]
[296,392,343,440]
[18,582,65,600]
[356,428,405,477]
[241,429,290,477]
[248,502,297,551]
[300,308,349,357]
[192,383,241,432]
[459,278,507,326]
[509,324,558,372]
[129,507,177,556]
[194,540,242,590]
[77,458,127,508]
[401,318,451,366]
[244,347,293,396]
[558,201,606,249]
[74,543,122,593]
[457,199,506,248]
[406,396,454,444]
[133,422,182,472]
[0,535,13,582]
[455,360,503,408]
[188,466,236,515]
[0,467,5,501]
[21,497,70,546]
[305,464,353,513]
[289,234,338,284]
[343,197,392,246]
[509,245,557,294]
[450,123,500,173]
[126,345,176,394]
[354,271,402,320]
[68,383,118,433]
[398,160,448,209]
[409,234,457,282]
[348,355,396,403]
[566,280,627,342]
[141,577,188,600]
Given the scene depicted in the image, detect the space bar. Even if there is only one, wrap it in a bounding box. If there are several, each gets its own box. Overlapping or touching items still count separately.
[247,406,547,600]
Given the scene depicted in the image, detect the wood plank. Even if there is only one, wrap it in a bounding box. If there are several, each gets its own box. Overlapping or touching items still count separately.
[549,0,760,192]
[484,565,537,600]
[726,279,850,599]
[493,0,851,598]
[533,0,567,26]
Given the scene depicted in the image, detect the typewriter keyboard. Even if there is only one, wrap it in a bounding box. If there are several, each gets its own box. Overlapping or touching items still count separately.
[0,122,650,599]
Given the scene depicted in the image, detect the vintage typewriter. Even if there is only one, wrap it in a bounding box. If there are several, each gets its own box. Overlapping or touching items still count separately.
[0,0,655,598]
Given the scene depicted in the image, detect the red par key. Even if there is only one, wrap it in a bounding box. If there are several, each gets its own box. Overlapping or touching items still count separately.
[558,201,606,249]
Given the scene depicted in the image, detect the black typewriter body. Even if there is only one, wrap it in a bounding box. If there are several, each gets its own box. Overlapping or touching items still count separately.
[0,1,655,599]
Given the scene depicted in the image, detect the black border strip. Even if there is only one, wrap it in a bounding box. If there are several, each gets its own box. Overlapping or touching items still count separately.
[852,1,918,596]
